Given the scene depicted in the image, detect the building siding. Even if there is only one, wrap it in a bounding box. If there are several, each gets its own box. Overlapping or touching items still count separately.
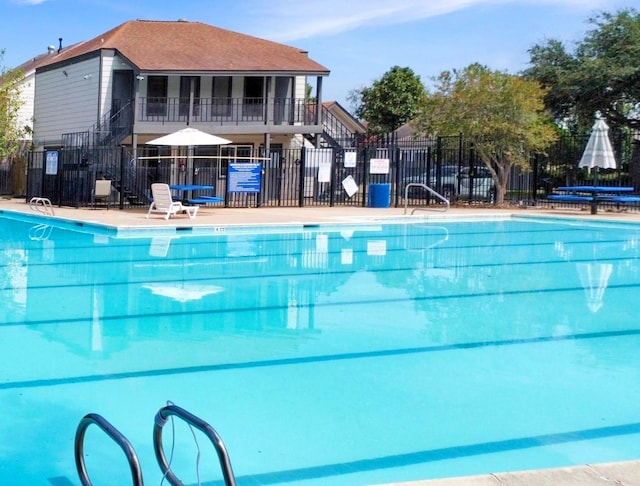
[17,72,35,138]
[33,56,101,146]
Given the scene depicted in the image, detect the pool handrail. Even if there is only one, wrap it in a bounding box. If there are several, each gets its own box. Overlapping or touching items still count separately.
[28,196,55,216]
[404,183,450,214]
[74,413,143,486]
[153,403,237,486]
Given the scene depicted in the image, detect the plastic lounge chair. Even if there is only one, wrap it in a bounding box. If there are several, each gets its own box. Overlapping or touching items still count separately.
[146,183,199,220]
[93,180,112,209]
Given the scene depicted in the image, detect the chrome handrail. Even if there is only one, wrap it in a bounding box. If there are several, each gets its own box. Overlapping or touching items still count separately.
[74,413,143,486]
[404,183,450,214]
[154,404,237,486]
[28,197,55,216]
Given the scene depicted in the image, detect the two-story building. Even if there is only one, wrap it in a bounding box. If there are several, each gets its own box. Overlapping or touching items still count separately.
[29,19,335,206]
[33,19,330,147]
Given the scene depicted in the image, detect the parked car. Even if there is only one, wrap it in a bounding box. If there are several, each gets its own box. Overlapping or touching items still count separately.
[403,165,496,202]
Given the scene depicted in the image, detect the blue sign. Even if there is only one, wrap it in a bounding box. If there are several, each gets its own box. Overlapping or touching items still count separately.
[228,162,262,193]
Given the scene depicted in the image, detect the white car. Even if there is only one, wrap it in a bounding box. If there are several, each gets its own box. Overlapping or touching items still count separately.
[404,165,495,202]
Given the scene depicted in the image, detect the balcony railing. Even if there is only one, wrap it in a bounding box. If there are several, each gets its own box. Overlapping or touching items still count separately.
[137,97,318,126]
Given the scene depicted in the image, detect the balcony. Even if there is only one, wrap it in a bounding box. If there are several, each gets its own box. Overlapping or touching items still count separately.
[136,97,318,129]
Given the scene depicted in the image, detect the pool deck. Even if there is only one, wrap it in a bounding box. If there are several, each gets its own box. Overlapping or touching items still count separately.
[3,196,640,486]
[5,196,640,228]
[378,460,640,485]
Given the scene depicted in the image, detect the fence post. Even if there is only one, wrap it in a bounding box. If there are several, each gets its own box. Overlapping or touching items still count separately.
[361,146,369,208]
[298,148,305,207]
[119,146,126,210]
[531,153,539,204]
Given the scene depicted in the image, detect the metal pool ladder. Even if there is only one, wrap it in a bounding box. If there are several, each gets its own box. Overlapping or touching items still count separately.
[74,404,237,486]
[74,413,143,486]
[404,183,450,214]
[28,197,55,216]
[154,404,237,486]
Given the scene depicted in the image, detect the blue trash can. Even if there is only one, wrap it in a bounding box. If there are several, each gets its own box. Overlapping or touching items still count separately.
[368,183,391,208]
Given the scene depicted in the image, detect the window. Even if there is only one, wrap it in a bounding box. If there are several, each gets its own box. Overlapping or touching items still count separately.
[146,76,167,117]
[243,77,264,119]
[212,77,232,117]
[219,145,254,178]
[179,76,201,118]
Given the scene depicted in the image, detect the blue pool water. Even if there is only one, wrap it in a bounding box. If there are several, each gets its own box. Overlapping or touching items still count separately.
[2,213,640,485]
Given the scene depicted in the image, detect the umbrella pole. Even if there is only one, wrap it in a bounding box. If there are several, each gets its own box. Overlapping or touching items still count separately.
[591,167,599,215]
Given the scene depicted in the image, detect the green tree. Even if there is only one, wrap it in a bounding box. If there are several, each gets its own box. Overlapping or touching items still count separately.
[413,63,557,205]
[0,49,25,157]
[349,66,425,136]
[525,8,640,131]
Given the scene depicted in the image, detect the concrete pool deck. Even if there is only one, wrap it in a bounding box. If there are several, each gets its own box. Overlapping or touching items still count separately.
[3,196,640,485]
[4,196,640,227]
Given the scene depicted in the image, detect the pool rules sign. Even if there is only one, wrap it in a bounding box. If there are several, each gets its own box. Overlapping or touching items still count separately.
[228,162,262,193]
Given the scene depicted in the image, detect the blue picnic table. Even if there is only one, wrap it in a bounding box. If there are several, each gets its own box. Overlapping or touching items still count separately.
[549,186,636,214]
[169,185,223,205]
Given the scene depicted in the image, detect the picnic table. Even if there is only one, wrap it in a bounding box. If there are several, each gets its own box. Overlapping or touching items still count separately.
[169,185,223,205]
[549,186,636,214]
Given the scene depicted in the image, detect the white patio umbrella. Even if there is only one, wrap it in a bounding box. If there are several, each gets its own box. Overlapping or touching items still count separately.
[146,127,232,184]
[146,127,232,147]
[578,118,616,184]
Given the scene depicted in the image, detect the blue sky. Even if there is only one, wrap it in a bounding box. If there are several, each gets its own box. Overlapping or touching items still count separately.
[3,0,640,110]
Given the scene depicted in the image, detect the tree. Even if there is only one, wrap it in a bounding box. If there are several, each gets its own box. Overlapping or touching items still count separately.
[0,49,25,157]
[413,63,557,205]
[349,66,425,136]
[524,8,640,131]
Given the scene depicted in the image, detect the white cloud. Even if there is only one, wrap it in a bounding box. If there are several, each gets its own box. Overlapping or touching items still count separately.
[255,0,612,41]
[14,0,49,4]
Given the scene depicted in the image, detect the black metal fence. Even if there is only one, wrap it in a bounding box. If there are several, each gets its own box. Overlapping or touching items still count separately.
[19,132,640,212]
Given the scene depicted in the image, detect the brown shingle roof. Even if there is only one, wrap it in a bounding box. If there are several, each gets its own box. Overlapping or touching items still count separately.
[37,19,330,74]
[14,45,78,75]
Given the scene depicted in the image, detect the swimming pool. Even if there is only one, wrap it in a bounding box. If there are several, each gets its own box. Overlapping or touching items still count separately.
[2,212,640,485]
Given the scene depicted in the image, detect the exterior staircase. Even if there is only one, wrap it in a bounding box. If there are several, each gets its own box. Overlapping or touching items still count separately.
[306,103,365,149]
[61,102,144,206]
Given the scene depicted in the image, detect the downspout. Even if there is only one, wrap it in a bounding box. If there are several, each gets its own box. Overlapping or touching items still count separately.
[97,52,104,127]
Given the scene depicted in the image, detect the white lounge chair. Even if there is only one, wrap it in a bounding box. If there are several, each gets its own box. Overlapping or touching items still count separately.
[93,179,112,209]
[146,183,199,220]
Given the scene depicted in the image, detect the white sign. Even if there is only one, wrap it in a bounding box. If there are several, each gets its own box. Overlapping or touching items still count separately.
[305,148,332,167]
[344,151,357,168]
[318,162,331,183]
[369,158,390,174]
[342,175,359,197]
[45,151,59,175]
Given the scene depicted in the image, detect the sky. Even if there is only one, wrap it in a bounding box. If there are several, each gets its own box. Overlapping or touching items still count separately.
[3,0,640,112]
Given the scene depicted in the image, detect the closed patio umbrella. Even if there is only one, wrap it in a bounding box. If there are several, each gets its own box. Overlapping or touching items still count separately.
[578,118,616,184]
